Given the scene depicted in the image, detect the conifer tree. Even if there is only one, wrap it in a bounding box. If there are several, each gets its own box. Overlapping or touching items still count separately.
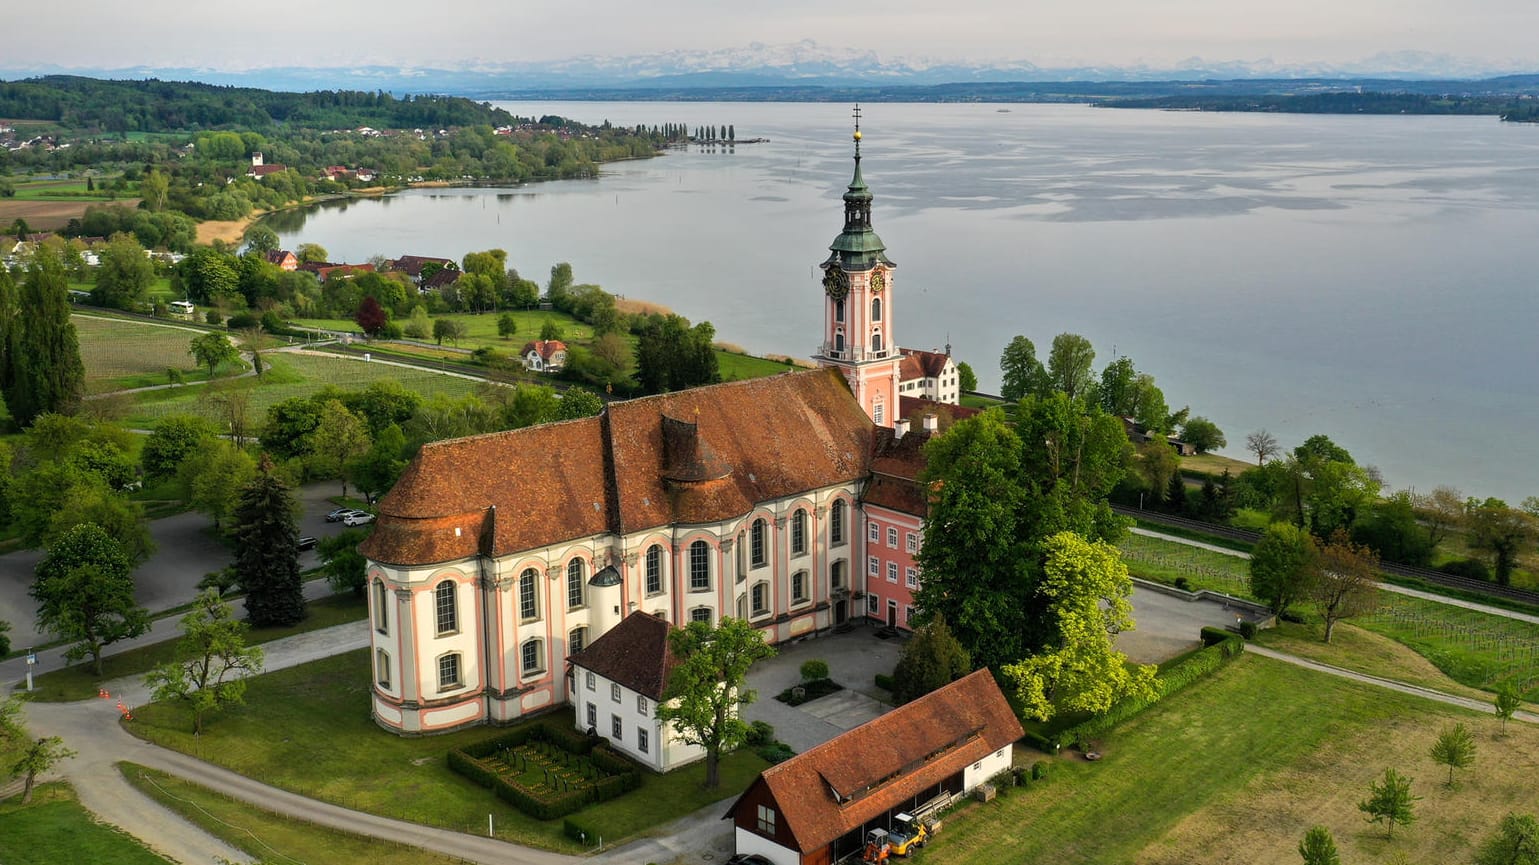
[234,455,305,627]
[7,249,84,426]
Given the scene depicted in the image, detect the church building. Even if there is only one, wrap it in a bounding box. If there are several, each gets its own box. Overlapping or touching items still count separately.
[360,115,949,737]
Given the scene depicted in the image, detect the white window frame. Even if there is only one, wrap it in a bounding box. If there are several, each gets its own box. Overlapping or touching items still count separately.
[434,580,458,636]
[521,639,544,677]
[611,714,623,739]
[868,556,880,577]
[791,509,807,556]
[638,727,650,754]
[831,499,846,545]
[586,671,596,691]
[751,519,768,568]
[689,540,711,591]
[690,606,712,625]
[906,532,919,554]
[569,626,587,655]
[906,567,918,589]
[611,682,621,703]
[437,652,462,691]
[567,558,585,610]
[646,544,664,595]
[637,695,649,717]
[792,570,809,604]
[757,804,776,835]
[751,582,770,618]
[519,568,540,621]
[374,580,389,634]
[887,562,899,584]
[375,648,390,688]
[887,527,899,549]
[868,521,880,543]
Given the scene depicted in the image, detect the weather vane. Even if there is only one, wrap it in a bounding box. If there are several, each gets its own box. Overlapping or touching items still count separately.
[852,103,862,158]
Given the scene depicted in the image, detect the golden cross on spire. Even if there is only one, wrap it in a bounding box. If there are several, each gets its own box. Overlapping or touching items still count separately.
[852,103,863,158]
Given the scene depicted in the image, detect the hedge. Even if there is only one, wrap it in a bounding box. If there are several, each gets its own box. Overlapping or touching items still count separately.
[874,673,895,692]
[447,721,642,821]
[1054,637,1244,749]
[1199,626,1234,647]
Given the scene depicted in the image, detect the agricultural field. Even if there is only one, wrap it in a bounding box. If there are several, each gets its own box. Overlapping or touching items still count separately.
[0,177,139,230]
[119,351,481,428]
[927,654,1539,865]
[73,314,213,393]
[1119,532,1252,596]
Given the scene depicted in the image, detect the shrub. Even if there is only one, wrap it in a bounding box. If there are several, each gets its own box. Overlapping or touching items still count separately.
[1439,558,1492,582]
[755,743,796,764]
[226,311,259,330]
[1012,765,1030,787]
[1238,620,1258,639]
[1199,626,1234,647]
[1021,729,1057,753]
[800,659,830,681]
[260,310,288,334]
[1173,576,1190,591]
[745,720,775,747]
[1031,761,1049,781]
[379,321,403,339]
[204,309,222,325]
[874,673,895,692]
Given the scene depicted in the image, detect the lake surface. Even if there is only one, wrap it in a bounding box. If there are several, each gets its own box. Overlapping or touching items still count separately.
[268,102,1539,502]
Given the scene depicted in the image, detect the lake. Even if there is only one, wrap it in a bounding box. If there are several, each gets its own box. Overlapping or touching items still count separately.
[267,102,1539,503]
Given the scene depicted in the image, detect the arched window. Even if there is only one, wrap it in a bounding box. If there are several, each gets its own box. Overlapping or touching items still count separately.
[689,540,711,590]
[434,581,458,636]
[375,648,391,688]
[831,559,846,589]
[751,582,769,616]
[374,579,389,633]
[831,499,846,545]
[791,509,807,556]
[835,299,845,322]
[835,330,845,353]
[792,570,809,604]
[751,519,767,568]
[871,296,882,323]
[736,532,746,580]
[438,652,462,690]
[690,607,713,625]
[521,638,545,676]
[737,593,748,620]
[872,330,884,354]
[646,544,664,595]
[569,626,588,654]
[567,559,585,609]
[519,568,539,620]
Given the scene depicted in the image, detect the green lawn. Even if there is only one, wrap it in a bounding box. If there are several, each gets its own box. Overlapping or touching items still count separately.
[24,593,367,702]
[119,351,481,427]
[8,179,129,201]
[121,764,469,865]
[0,783,171,865]
[717,350,797,382]
[126,649,766,851]
[295,308,597,350]
[927,654,1534,865]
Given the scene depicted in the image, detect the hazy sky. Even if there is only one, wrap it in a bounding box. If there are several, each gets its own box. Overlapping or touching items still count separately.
[8,0,1537,71]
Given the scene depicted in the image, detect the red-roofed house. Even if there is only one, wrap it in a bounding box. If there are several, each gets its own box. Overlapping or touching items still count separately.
[897,348,960,404]
[265,250,298,271]
[522,339,568,372]
[568,611,703,772]
[726,670,1022,865]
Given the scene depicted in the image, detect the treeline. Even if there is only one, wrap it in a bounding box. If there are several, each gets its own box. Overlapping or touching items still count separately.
[0,76,520,133]
[1099,91,1539,119]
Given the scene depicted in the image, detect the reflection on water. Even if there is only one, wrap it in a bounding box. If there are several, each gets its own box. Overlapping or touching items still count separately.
[267,102,1539,501]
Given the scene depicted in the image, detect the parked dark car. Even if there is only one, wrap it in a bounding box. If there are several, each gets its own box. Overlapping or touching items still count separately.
[325,507,357,522]
[297,536,318,551]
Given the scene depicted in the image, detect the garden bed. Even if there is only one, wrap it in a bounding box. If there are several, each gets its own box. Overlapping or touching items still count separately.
[775,678,844,706]
[447,721,641,820]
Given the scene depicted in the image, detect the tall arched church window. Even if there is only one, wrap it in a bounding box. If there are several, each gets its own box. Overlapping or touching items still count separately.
[871,296,882,323]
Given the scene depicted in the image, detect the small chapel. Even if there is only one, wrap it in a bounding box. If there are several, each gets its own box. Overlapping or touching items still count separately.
[360,112,964,737]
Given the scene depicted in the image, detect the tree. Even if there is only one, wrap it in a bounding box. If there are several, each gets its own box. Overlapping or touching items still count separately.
[635,314,718,394]
[92,234,155,311]
[179,439,255,530]
[656,617,776,790]
[347,423,408,501]
[306,399,370,496]
[1002,532,1157,721]
[890,615,971,705]
[1098,356,1138,416]
[1181,417,1226,453]
[539,318,565,341]
[999,335,1046,402]
[139,169,169,213]
[1415,485,1465,547]
[497,312,518,339]
[243,224,280,255]
[1310,530,1379,643]
[233,456,305,627]
[144,590,265,734]
[1294,434,1354,466]
[0,619,10,657]
[956,361,977,393]
[319,528,371,594]
[1135,438,1180,506]
[189,332,240,380]
[1297,826,1340,865]
[433,317,467,346]
[7,249,85,426]
[354,295,388,336]
[1045,333,1096,400]
[1495,684,1521,736]
[12,736,76,805]
[1429,722,1475,787]
[403,306,431,340]
[295,242,329,264]
[1352,491,1435,566]
[1358,767,1419,838]
[1474,813,1539,865]
[548,261,574,302]
[141,414,219,481]
[1014,392,1131,544]
[557,387,605,421]
[1466,498,1534,586]
[1246,429,1280,465]
[30,523,148,675]
[1249,522,1319,615]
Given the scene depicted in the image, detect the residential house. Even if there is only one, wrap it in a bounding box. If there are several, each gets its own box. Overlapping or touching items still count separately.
[389,255,458,285]
[897,348,960,404]
[521,340,568,372]
[266,250,298,271]
[725,669,1023,865]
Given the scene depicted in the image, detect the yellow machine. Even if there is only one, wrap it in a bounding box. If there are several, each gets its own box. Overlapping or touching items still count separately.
[888,813,929,857]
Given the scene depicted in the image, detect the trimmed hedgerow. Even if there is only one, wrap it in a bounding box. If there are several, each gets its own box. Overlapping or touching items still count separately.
[1199,626,1235,647]
[447,721,641,820]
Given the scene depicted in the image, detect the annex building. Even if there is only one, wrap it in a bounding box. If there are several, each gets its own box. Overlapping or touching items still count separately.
[360,118,955,736]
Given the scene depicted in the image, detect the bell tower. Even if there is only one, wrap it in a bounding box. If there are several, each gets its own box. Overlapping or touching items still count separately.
[814,106,901,428]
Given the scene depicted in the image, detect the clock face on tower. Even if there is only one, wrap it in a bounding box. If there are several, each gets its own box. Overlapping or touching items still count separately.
[869,269,886,293]
[823,267,849,300]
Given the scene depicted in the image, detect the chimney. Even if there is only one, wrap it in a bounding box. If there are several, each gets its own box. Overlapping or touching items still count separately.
[922,415,938,433]
[894,418,910,440]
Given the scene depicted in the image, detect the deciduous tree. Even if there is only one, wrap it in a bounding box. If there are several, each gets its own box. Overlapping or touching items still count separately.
[999,335,1046,402]
[1310,530,1379,643]
[319,528,371,595]
[890,614,971,705]
[497,312,518,339]
[1429,722,1475,786]
[635,314,718,394]
[1250,522,1319,615]
[189,332,240,380]
[354,295,387,336]
[1045,332,1096,400]
[1358,767,1419,838]
[557,387,604,421]
[1181,417,1226,454]
[243,224,279,255]
[1466,498,1534,586]
[12,735,76,805]
[1246,429,1279,465]
[178,439,255,531]
[306,399,370,496]
[1474,813,1539,865]
[1416,485,1465,546]
[233,455,305,627]
[656,617,776,790]
[141,414,219,481]
[145,589,264,734]
[1297,826,1340,865]
[295,242,329,264]
[1002,532,1157,721]
[30,523,148,675]
[433,317,467,346]
[92,234,155,311]
[1495,684,1520,736]
[955,361,977,393]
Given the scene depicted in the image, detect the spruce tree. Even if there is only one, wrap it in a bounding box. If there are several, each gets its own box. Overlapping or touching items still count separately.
[234,455,305,627]
[8,249,84,426]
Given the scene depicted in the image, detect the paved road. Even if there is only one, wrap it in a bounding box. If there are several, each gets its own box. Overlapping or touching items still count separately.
[0,481,355,648]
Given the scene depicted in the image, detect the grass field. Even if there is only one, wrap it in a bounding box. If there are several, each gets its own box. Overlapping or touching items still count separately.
[73,314,222,393]
[717,350,796,381]
[1119,532,1253,595]
[126,649,768,851]
[928,654,1537,865]
[0,783,171,865]
[121,764,469,865]
[1181,451,1253,478]
[119,351,481,428]
[23,593,368,702]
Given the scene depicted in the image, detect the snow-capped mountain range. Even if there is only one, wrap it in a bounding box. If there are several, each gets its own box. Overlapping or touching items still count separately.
[3,41,1534,94]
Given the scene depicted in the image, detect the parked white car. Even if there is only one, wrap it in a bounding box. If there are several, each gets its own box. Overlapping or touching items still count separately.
[342,512,376,527]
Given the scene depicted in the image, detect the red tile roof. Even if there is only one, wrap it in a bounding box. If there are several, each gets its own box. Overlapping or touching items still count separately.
[864,427,932,517]
[567,611,676,700]
[390,255,457,277]
[899,348,952,379]
[361,369,876,566]
[728,669,1022,854]
[521,340,568,362]
[898,396,979,430]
